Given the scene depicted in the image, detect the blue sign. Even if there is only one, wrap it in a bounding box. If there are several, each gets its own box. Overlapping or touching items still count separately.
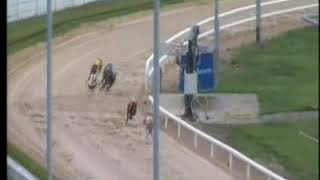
[179,53,216,93]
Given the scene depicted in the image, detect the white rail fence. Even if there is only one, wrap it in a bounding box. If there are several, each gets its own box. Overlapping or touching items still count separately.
[145,1,318,180]
[7,0,98,22]
[7,156,38,180]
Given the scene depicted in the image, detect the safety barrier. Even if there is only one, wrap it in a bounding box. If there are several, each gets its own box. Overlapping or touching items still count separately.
[145,0,318,179]
[7,156,38,180]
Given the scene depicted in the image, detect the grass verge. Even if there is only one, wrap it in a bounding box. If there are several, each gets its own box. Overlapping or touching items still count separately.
[215,27,319,114]
[8,0,197,55]
[8,143,58,180]
[202,119,319,180]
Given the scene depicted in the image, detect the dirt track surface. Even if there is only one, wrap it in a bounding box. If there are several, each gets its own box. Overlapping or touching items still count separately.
[7,0,318,179]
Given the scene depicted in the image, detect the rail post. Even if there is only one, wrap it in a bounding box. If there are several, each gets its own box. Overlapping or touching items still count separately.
[256,0,262,45]
[164,117,168,129]
[193,133,198,149]
[46,0,53,179]
[210,143,214,158]
[228,153,233,170]
[246,164,251,180]
[177,123,181,138]
[214,0,220,86]
[152,0,161,180]
[16,0,19,19]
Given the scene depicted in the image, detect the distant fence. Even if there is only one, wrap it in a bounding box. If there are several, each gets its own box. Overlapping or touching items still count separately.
[7,156,38,180]
[7,0,98,22]
[303,15,319,26]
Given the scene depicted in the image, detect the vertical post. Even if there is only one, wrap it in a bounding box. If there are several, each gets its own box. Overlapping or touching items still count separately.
[54,0,57,12]
[177,123,181,138]
[228,153,233,170]
[46,0,53,179]
[152,0,161,180]
[164,117,168,129]
[16,0,19,19]
[246,164,251,180]
[214,0,220,87]
[193,134,197,149]
[210,144,214,158]
[35,0,39,16]
[256,0,262,45]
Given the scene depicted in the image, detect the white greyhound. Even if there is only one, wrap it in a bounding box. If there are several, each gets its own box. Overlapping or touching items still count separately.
[143,115,153,143]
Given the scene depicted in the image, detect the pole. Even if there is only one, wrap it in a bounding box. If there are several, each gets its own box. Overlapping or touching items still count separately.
[256,0,262,45]
[214,0,220,87]
[16,0,19,19]
[35,0,39,16]
[46,0,53,179]
[54,0,57,12]
[153,0,160,179]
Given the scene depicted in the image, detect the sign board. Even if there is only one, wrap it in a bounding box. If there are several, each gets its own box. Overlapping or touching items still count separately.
[179,53,215,93]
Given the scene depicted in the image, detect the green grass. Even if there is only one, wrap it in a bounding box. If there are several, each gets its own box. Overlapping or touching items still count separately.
[202,119,319,180]
[8,0,196,55]
[7,143,59,180]
[216,27,319,114]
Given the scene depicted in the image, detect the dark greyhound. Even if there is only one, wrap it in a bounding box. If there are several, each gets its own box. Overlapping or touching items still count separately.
[100,63,116,92]
[125,98,137,125]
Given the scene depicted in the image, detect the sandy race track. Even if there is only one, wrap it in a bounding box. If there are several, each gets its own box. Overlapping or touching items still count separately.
[7,0,317,179]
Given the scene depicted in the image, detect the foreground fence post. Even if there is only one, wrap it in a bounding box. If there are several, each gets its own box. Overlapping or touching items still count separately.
[256,0,262,45]
[152,0,161,180]
[16,0,19,19]
[214,0,220,86]
[46,0,53,180]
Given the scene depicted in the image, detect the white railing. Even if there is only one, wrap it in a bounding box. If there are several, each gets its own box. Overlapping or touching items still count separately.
[7,0,98,22]
[145,1,318,180]
[7,156,38,180]
[145,0,318,90]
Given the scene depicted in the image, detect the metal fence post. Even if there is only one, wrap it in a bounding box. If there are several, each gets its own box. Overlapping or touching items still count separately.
[46,0,53,179]
[152,0,161,180]
[246,164,251,180]
[177,123,181,138]
[193,133,198,149]
[164,117,168,129]
[16,0,19,19]
[210,144,214,158]
[228,153,233,170]
[54,0,57,12]
[214,0,220,87]
[35,0,39,16]
[256,0,262,45]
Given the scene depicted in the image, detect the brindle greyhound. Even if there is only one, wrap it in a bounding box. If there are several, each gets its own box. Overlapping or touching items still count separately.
[125,98,137,125]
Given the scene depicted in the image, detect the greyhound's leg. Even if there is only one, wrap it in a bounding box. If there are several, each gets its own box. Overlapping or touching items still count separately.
[145,127,150,143]
[125,113,129,125]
